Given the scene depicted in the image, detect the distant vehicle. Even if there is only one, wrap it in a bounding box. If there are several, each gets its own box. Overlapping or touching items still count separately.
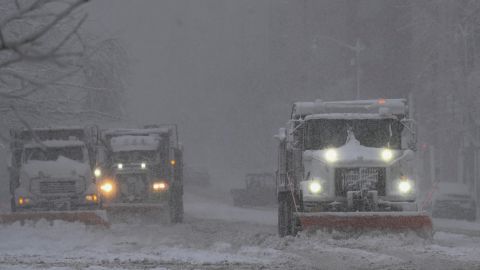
[184,166,211,187]
[432,182,477,221]
[230,173,276,207]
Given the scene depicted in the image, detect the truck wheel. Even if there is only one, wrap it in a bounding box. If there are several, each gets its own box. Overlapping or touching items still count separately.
[169,186,183,223]
[278,193,293,237]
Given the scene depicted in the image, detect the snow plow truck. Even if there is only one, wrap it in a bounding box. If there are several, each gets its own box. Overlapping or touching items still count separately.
[275,98,432,238]
[96,125,183,223]
[3,126,108,227]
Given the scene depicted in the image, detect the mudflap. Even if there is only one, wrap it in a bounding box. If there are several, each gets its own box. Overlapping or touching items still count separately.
[104,203,168,224]
[0,210,110,228]
[297,211,433,239]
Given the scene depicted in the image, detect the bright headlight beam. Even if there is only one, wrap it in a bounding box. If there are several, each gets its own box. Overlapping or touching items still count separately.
[141,162,146,169]
[381,149,393,162]
[153,182,167,191]
[398,181,412,193]
[324,149,338,163]
[308,181,322,194]
[117,163,123,170]
[94,168,102,178]
[100,182,113,193]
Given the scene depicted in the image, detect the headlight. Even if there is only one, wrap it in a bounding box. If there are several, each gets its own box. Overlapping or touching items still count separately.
[308,181,322,194]
[398,180,412,194]
[324,149,338,163]
[381,149,393,162]
[100,182,113,193]
[18,197,30,205]
[141,162,146,169]
[117,163,123,170]
[153,181,168,191]
[94,168,102,178]
[85,194,98,202]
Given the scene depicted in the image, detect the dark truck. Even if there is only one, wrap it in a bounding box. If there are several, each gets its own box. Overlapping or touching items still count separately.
[96,125,184,223]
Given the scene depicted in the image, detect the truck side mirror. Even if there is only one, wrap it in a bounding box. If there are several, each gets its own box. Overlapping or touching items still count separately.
[401,119,417,151]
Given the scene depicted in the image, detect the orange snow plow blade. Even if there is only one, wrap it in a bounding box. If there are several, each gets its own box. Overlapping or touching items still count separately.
[297,211,433,238]
[0,210,110,228]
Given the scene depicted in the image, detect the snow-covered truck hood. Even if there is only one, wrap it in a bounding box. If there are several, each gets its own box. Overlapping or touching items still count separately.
[304,136,412,167]
[21,156,91,179]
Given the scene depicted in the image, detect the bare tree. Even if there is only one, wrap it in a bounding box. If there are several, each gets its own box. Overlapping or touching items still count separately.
[0,0,90,130]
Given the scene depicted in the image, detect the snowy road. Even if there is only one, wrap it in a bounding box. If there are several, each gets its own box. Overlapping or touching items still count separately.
[0,190,479,269]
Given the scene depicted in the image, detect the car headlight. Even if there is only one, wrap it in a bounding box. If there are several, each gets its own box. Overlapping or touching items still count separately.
[152,181,168,191]
[85,194,98,202]
[100,182,113,193]
[94,168,102,178]
[324,149,338,163]
[381,149,393,162]
[117,163,123,170]
[398,180,413,194]
[18,197,30,205]
[308,181,322,194]
[141,162,146,169]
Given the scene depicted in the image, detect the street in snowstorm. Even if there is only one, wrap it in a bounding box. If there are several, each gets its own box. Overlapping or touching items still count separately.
[1,1,480,270]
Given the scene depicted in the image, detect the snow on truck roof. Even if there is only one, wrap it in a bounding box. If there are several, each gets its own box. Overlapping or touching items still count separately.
[305,113,397,120]
[24,140,86,148]
[104,128,171,136]
[293,99,407,118]
[110,135,159,152]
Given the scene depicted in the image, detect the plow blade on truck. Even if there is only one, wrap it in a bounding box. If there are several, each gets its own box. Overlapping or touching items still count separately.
[0,210,110,227]
[297,211,433,238]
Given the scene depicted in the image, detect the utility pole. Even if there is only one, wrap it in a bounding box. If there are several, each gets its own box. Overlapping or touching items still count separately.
[316,36,364,99]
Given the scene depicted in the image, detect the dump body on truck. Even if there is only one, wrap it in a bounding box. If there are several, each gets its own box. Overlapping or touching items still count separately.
[276,99,432,237]
[96,125,184,223]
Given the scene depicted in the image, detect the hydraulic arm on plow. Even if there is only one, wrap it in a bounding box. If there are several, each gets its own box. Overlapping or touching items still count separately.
[276,99,433,238]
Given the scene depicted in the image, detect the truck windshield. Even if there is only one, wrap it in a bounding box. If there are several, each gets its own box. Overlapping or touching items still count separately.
[25,146,84,162]
[113,150,156,164]
[304,119,403,150]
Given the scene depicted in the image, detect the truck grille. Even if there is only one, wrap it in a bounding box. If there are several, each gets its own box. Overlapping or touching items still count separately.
[335,167,386,196]
[39,181,77,194]
[29,178,86,195]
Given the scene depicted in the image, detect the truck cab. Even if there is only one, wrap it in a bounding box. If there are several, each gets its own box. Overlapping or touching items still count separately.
[9,127,100,212]
[97,126,184,223]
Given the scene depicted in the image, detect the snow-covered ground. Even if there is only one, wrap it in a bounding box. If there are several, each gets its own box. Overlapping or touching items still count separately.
[0,188,479,269]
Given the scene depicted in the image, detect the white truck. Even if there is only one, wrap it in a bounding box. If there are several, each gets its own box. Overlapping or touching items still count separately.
[276,99,432,237]
[5,127,107,226]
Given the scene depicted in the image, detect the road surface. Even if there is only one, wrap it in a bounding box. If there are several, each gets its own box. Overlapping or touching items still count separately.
[0,188,479,269]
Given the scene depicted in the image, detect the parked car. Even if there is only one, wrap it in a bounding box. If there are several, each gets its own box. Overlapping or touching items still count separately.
[184,166,211,187]
[231,173,276,207]
[432,182,476,221]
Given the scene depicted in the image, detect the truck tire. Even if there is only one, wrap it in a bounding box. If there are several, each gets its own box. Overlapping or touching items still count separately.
[278,192,294,237]
[169,185,183,223]
[10,197,16,213]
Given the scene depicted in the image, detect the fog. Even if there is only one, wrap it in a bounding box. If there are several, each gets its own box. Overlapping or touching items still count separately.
[86,1,276,190]
[67,0,473,206]
[85,0,414,191]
